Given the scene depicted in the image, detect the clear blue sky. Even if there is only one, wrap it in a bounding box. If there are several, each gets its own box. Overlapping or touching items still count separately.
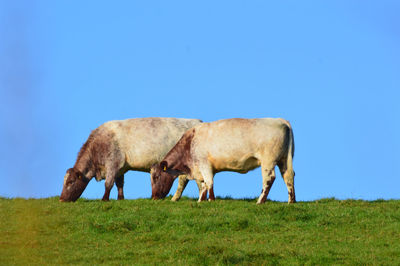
[1,1,399,201]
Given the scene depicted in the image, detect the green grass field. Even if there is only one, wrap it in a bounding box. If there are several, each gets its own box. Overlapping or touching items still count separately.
[1,197,399,265]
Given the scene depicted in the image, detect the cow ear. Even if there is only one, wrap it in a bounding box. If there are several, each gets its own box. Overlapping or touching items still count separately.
[160,161,168,172]
[74,169,82,180]
[66,168,74,175]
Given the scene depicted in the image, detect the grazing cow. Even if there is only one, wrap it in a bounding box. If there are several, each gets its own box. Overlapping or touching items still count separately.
[151,118,295,204]
[60,118,202,202]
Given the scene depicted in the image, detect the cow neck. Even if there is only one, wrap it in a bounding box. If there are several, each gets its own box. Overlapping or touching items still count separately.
[74,157,94,182]
[164,128,195,176]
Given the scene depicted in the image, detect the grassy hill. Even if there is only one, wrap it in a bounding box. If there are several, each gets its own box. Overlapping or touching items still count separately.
[1,197,399,265]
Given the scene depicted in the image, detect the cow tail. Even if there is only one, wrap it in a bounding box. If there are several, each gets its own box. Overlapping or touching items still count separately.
[285,120,295,177]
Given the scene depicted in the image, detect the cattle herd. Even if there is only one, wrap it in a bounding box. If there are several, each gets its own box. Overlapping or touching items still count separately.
[60,117,295,204]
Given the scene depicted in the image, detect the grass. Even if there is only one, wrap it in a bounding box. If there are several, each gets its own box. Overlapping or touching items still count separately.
[1,197,400,265]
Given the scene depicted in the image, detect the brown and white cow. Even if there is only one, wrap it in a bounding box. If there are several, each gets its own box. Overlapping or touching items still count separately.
[151,118,295,204]
[60,117,202,202]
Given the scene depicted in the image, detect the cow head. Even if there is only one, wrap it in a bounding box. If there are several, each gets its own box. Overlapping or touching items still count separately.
[60,168,90,202]
[150,161,178,199]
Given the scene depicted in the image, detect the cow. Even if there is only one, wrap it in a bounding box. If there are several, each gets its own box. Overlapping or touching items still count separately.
[60,117,203,202]
[150,118,295,204]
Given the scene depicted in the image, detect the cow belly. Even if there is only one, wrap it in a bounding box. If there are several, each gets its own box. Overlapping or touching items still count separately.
[209,154,261,173]
[124,149,165,171]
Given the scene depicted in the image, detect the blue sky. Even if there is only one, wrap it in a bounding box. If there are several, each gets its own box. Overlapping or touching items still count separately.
[0,1,399,201]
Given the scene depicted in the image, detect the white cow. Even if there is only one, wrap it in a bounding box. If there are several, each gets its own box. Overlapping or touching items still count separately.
[60,117,202,202]
[151,118,295,204]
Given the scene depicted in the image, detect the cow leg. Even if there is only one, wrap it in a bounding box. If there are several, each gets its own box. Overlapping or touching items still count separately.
[199,182,215,202]
[102,172,117,201]
[257,164,276,204]
[171,175,189,201]
[198,167,214,202]
[115,175,124,200]
[101,148,124,201]
[278,161,296,203]
[208,184,215,201]
[102,183,112,201]
[195,179,202,192]
[198,182,208,202]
